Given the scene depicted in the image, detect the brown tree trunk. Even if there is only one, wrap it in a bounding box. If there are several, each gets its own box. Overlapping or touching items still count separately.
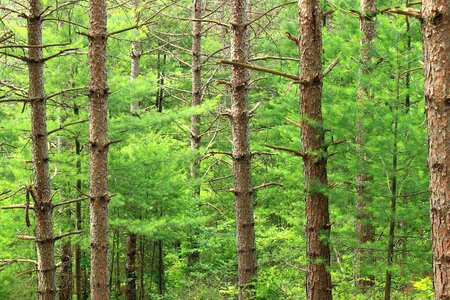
[59,240,72,300]
[230,0,257,298]
[130,0,141,113]
[27,0,56,298]
[74,105,83,300]
[355,0,376,290]
[421,1,450,299]
[298,1,332,299]
[125,2,140,297]
[188,0,202,267]
[125,233,137,300]
[384,113,398,300]
[88,0,110,297]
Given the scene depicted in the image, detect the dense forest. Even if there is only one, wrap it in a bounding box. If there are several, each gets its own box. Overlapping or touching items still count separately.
[0,0,448,299]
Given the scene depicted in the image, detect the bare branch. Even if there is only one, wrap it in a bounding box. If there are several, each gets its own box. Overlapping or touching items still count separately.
[52,197,88,209]
[248,1,296,25]
[218,59,299,80]
[323,57,340,77]
[254,182,283,190]
[285,117,301,128]
[54,230,82,241]
[42,48,78,62]
[48,119,88,135]
[0,259,37,267]
[263,144,304,157]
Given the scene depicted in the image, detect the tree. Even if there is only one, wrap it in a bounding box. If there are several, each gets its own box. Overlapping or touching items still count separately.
[230,0,257,298]
[87,0,110,297]
[298,0,332,299]
[28,0,56,298]
[421,1,450,298]
[355,0,376,290]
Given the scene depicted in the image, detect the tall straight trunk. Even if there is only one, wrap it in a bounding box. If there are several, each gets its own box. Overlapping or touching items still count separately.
[74,105,83,300]
[384,113,398,300]
[59,240,72,300]
[28,0,56,298]
[156,240,165,295]
[190,0,202,195]
[355,0,376,288]
[130,0,141,112]
[88,0,110,297]
[298,1,332,299]
[155,52,166,112]
[139,236,145,299]
[421,1,450,298]
[188,0,202,267]
[126,2,140,297]
[230,0,257,298]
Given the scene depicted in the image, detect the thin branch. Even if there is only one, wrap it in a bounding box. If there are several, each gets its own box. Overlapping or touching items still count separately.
[248,1,296,25]
[42,48,78,62]
[0,51,28,62]
[46,86,88,100]
[52,197,88,209]
[263,144,303,157]
[183,18,229,28]
[254,182,283,190]
[1,204,33,210]
[323,57,340,77]
[387,8,421,19]
[54,230,82,241]
[249,56,299,62]
[0,42,71,50]
[0,259,37,267]
[285,117,301,128]
[218,59,299,80]
[48,119,88,135]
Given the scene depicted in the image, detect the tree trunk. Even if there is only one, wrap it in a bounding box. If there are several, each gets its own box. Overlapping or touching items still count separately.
[59,240,72,300]
[355,0,376,290]
[156,240,165,295]
[125,233,137,300]
[298,1,332,299]
[88,0,110,297]
[188,0,202,267]
[28,0,56,298]
[74,104,83,300]
[421,1,450,299]
[230,0,257,298]
[384,113,398,300]
[130,0,141,113]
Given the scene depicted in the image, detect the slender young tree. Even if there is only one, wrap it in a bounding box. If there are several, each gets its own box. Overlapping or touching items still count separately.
[298,1,332,299]
[28,0,56,298]
[125,2,140,298]
[230,0,257,297]
[355,0,376,289]
[421,1,450,298]
[88,0,110,297]
[190,0,202,196]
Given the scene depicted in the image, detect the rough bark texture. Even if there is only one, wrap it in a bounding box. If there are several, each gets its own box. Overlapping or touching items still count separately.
[28,0,56,298]
[298,1,332,299]
[230,0,257,298]
[125,233,137,300]
[421,1,450,299]
[190,0,202,191]
[130,0,141,112]
[384,114,398,300]
[74,105,83,300]
[59,241,72,300]
[88,0,110,297]
[355,0,376,289]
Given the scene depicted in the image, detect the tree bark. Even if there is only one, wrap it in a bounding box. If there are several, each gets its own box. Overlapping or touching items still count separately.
[125,233,137,300]
[355,0,376,290]
[88,0,110,297]
[130,0,141,113]
[59,240,72,300]
[421,1,450,299]
[230,0,257,299]
[74,104,83,300]
[298,1,332,299]
[188,0,202,267]
[28,0,56,298]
